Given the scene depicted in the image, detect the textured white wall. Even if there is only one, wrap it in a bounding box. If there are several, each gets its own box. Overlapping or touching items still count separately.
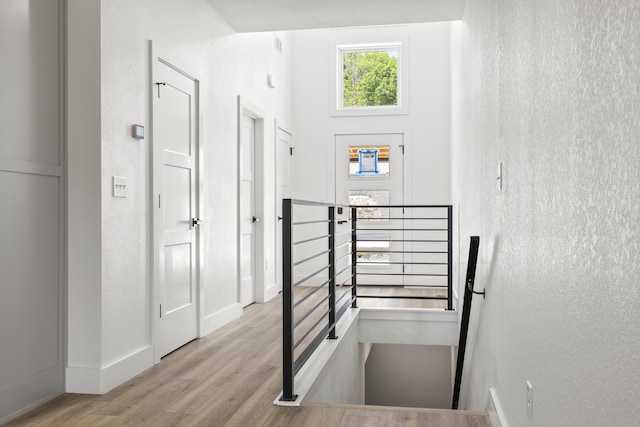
[67,0,293,390]
[452,1,640,425]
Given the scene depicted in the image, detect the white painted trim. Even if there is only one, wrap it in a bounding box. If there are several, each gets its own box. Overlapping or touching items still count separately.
[274,308,360,406]
[274,119,294,295]
[264,283,279,302]
[358,307,458,346]
[66,346,154,395]
[488,387,509,427]
[101,346,154,393]
[150,41,202,363]
[202,303,243,337]
[238,96,266,304]
[65,367,101,394]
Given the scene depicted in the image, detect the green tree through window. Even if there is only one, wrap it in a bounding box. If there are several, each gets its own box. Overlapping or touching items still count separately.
[343,50,398,107]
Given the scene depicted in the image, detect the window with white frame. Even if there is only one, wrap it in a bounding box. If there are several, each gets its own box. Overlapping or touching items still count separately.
[340,44,400,109]
[330,28,409,116]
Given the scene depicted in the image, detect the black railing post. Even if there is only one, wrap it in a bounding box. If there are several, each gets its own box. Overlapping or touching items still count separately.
[328,206,337,339]
[351,207,358,308]
[447,205,453,311]
[280,199,297,402]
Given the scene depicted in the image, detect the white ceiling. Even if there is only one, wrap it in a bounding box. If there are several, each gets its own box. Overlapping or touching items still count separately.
[206,0,466,32]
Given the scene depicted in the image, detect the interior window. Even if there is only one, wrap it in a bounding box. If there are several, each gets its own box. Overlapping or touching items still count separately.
[339,44,400,110]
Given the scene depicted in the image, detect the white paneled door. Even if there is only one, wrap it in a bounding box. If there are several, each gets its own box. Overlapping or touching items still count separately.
[240,114,256,307]
[153,52,199,358]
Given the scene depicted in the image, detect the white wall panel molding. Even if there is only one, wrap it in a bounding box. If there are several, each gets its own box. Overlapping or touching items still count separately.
[0,159,62,177]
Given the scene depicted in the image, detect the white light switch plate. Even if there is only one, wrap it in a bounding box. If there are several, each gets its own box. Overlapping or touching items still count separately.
[113,176,127,198]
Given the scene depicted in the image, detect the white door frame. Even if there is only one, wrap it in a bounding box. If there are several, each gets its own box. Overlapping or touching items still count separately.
[150,42,204,363]
[237,96,266,304]
[275,120,294,296]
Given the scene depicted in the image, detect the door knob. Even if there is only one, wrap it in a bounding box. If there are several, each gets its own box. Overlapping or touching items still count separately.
[191,218,202,227]
[277,216,283,221]
[252,216,260,223]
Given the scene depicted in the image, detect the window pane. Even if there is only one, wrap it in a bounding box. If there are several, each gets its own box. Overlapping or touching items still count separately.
[349,145,390,177]
[349,190,389,221]
[342,49,398,108]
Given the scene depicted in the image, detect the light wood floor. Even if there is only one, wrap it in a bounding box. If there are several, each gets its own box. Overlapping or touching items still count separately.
[5,295,489,427]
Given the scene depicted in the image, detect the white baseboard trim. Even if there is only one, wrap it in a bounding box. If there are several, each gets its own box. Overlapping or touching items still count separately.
[202,303,243,337]
[66,345,154,394]
[263,283,279,302]
[487,387,509,427]
[102,346,154,393]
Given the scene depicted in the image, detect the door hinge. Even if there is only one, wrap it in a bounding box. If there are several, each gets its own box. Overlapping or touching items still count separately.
[155,82,166,98]
[158,194,161,208]
[399,144,405,155]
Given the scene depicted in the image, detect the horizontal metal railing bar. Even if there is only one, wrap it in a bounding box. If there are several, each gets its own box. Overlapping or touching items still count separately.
[357,295,448,300]
[293,324,330,376]
[294,308,331,350]
[293,219,331,226]
[334,241,352,252]
[350,204,452,209]
[352,250,448,254]
[335,252,352,264]
[354,217,448,221]
[357,261,448,265]
[357,239,448,243]
[291,199,350,208]
[334,230,353,238]
[339,274,355,286]
[336,297,354,321]
[356,283,447,288]
[293,265,330,287]
[355,228,448,232]
[293,280,330,308]
[357,272,448,277]
[336,289,353,307]
[294,234,330,246]
[335,263,353,277]
[293,249,331,267]
[294,295,330,329]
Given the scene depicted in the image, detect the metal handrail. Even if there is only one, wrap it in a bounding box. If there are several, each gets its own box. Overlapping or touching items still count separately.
[281,199,454,402]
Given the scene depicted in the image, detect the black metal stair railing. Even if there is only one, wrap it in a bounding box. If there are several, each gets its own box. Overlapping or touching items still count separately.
[452,235,482,410]
[281,199,455,402]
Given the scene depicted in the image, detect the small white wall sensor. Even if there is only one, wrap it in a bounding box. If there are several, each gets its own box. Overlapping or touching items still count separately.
[132,124,145,139]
